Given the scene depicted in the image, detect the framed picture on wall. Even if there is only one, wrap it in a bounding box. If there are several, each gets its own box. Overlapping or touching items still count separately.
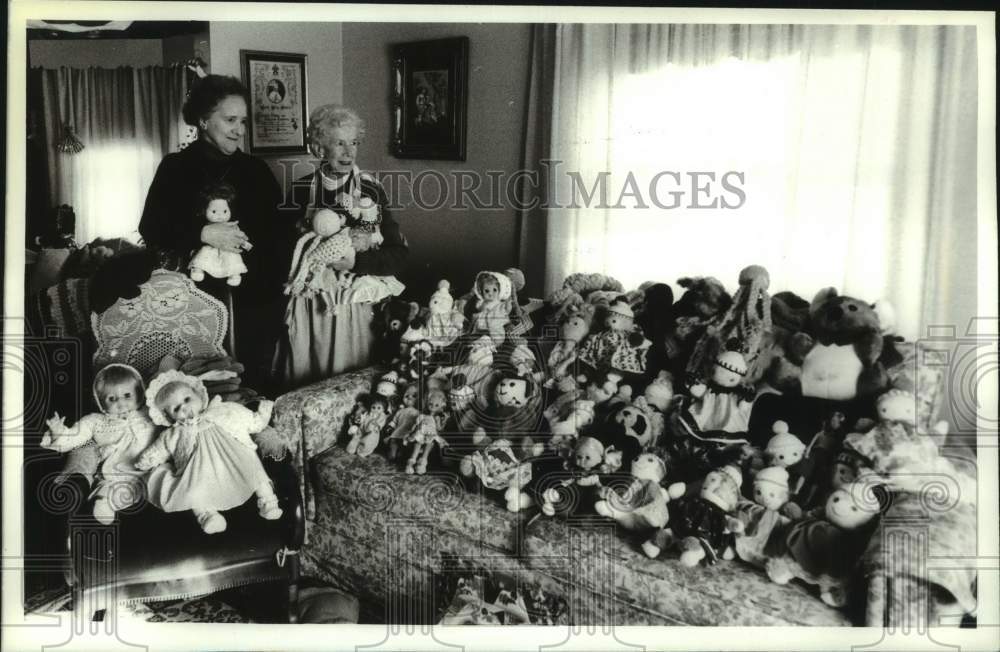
[240,49,308,155]
[391,37,468,161]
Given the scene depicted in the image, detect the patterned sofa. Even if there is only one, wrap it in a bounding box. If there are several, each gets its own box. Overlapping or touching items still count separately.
[270,339,976,626]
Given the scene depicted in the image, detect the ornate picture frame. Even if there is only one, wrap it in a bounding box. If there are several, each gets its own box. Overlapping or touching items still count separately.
[240,49,308,155]
[391,37,469,161]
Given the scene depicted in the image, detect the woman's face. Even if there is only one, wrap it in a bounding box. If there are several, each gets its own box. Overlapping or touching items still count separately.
[201,95,247,156]
[320,125,360,176]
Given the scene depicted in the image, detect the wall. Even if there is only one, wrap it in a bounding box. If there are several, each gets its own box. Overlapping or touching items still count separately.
[343,23,532,300]
[208,22,343,184]
[29,39,163,67]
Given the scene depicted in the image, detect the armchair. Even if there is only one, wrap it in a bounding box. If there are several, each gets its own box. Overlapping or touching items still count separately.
[62,270,304,621]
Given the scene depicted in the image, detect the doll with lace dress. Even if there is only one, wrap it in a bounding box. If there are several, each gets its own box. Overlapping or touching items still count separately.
[41,364,157,525]
[136,371,281,534]
[189,183,251,286]
[284,208,354,297]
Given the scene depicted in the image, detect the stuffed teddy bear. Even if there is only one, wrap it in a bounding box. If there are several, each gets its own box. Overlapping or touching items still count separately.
[686,351,755,435]
[642,465,745,566]
[765,481,882,607]
[41,363,157,525]
[284,208,354,297]
[375,299,421,365]
[136,371,281,534]
[189,183,250,287]
[346,393,390,457]
[404,388,449,475]
[594,452,683,532]
[784,288,891,401]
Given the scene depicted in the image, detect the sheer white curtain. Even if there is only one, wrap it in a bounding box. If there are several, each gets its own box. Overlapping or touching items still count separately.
[37,66,189,244]
[544,24,978,340]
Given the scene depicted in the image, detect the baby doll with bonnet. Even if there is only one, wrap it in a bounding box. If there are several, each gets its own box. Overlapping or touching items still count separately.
[284,207,355,297]
[42,363,158,525]
[136,371,281,534]
[471,271,512,345]
[189,183,250,287]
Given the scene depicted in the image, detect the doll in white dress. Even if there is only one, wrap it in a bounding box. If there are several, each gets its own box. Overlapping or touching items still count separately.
[136,370,281,534]
[189,183,251,286]
[41,364,158,525]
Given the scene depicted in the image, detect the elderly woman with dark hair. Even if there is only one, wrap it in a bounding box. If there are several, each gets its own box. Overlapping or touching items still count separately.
[274,104,408,388]
[138,74,284,392]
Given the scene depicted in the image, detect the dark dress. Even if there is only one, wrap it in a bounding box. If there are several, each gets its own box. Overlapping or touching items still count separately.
[138,139,288,392]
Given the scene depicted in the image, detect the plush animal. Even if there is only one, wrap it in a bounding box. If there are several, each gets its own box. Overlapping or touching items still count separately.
[784,288,891,401]
[375,299,421,364]
[594,453,682,532]
[284,208,354,297]
[765,481,882,607]
[686,265,772,384]
[135,371,280,534]
[686,351,755,435]
[41,364,158,525]
[189,183,251,286]
[642,465,745,566]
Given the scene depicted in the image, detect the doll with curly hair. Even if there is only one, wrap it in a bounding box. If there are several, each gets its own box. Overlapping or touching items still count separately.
[189,183,251,286]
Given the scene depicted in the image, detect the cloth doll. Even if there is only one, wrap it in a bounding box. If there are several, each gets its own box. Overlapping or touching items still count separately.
[544,304,595,388]
[136,371,280,534]
[539,436,606,517]
[41,364,157,525]
[544,398,596,453]
[284,208,354,298]
[686,351,755,435]
[765,481,882,607]
[576,299,651,380]
[640,370,674,444]
[765,420,807,490]
[792,410,846,506]
[189,183,250,286]
[733,466,797,568]
[471,271,513,345]
[686,265,772,384]
[404,388,449,475]
[385,384,421,461]
[346,393,390,457]
[642,465,745,566]
[408,280,466,349]
[594,453,682,532]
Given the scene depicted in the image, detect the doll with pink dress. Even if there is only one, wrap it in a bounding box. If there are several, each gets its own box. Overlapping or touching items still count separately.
[136,370,281,534]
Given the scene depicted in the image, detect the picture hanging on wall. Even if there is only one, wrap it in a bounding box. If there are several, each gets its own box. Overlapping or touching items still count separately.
[240,49,308,155]
[391,37,468,161]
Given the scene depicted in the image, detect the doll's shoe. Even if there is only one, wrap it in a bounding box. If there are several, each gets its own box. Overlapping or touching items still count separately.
[415,459,428,475]
[679,548,705,567]
[641,541,662,559]
[721,546,736,561]
[190,269,205,282]
[257,495,283,520]
[357,434,379,457]
[196,510,227,534]
[404,461,416,475]
[345,437,360,455]
[227,275,242,287]
[93,498,116,525]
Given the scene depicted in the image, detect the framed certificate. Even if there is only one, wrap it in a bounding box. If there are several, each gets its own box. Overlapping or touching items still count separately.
[240,50,308,155]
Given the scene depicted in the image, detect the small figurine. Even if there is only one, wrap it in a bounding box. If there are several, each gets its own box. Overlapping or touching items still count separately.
[404,388,449,475]
[642,465,745,566]
[41,364,157,525]
[136,371,281,534]
[189,183,250,286]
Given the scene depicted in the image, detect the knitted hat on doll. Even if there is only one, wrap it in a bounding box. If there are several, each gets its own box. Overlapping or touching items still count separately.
[146,370,211,427]
[767,421,806,456]
[754,465,790,490]
[92,363,145,415]
[719,464,743,490]
[714,350,748,378]
[607,299,635,320]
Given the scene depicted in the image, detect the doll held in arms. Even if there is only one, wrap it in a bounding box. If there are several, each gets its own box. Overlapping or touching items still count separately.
[189,183,251,286]
[135,371,281,534]
[41,364,157,525]
[284,208,355,297]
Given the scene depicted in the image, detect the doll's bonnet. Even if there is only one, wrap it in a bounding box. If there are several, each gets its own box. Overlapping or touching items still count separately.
[92,363,145,413]
[146,370,211,427]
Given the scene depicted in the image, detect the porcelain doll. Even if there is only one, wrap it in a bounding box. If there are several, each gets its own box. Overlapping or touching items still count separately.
[136,371,281,534]
[41,364,157,525]
[385,384,421,462]
[687,351,755,435]
[642,465,745,566]
[189,183,250,286]
[404,388,449,475]
[284,208,354,297]
[471,271,513,345]
[346,394,390,457]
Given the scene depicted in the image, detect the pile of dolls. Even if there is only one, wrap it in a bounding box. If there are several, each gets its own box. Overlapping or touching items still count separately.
[340,263,967,612]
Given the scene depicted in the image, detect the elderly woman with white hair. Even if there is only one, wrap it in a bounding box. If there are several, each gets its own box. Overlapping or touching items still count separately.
[274,104,408,389]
